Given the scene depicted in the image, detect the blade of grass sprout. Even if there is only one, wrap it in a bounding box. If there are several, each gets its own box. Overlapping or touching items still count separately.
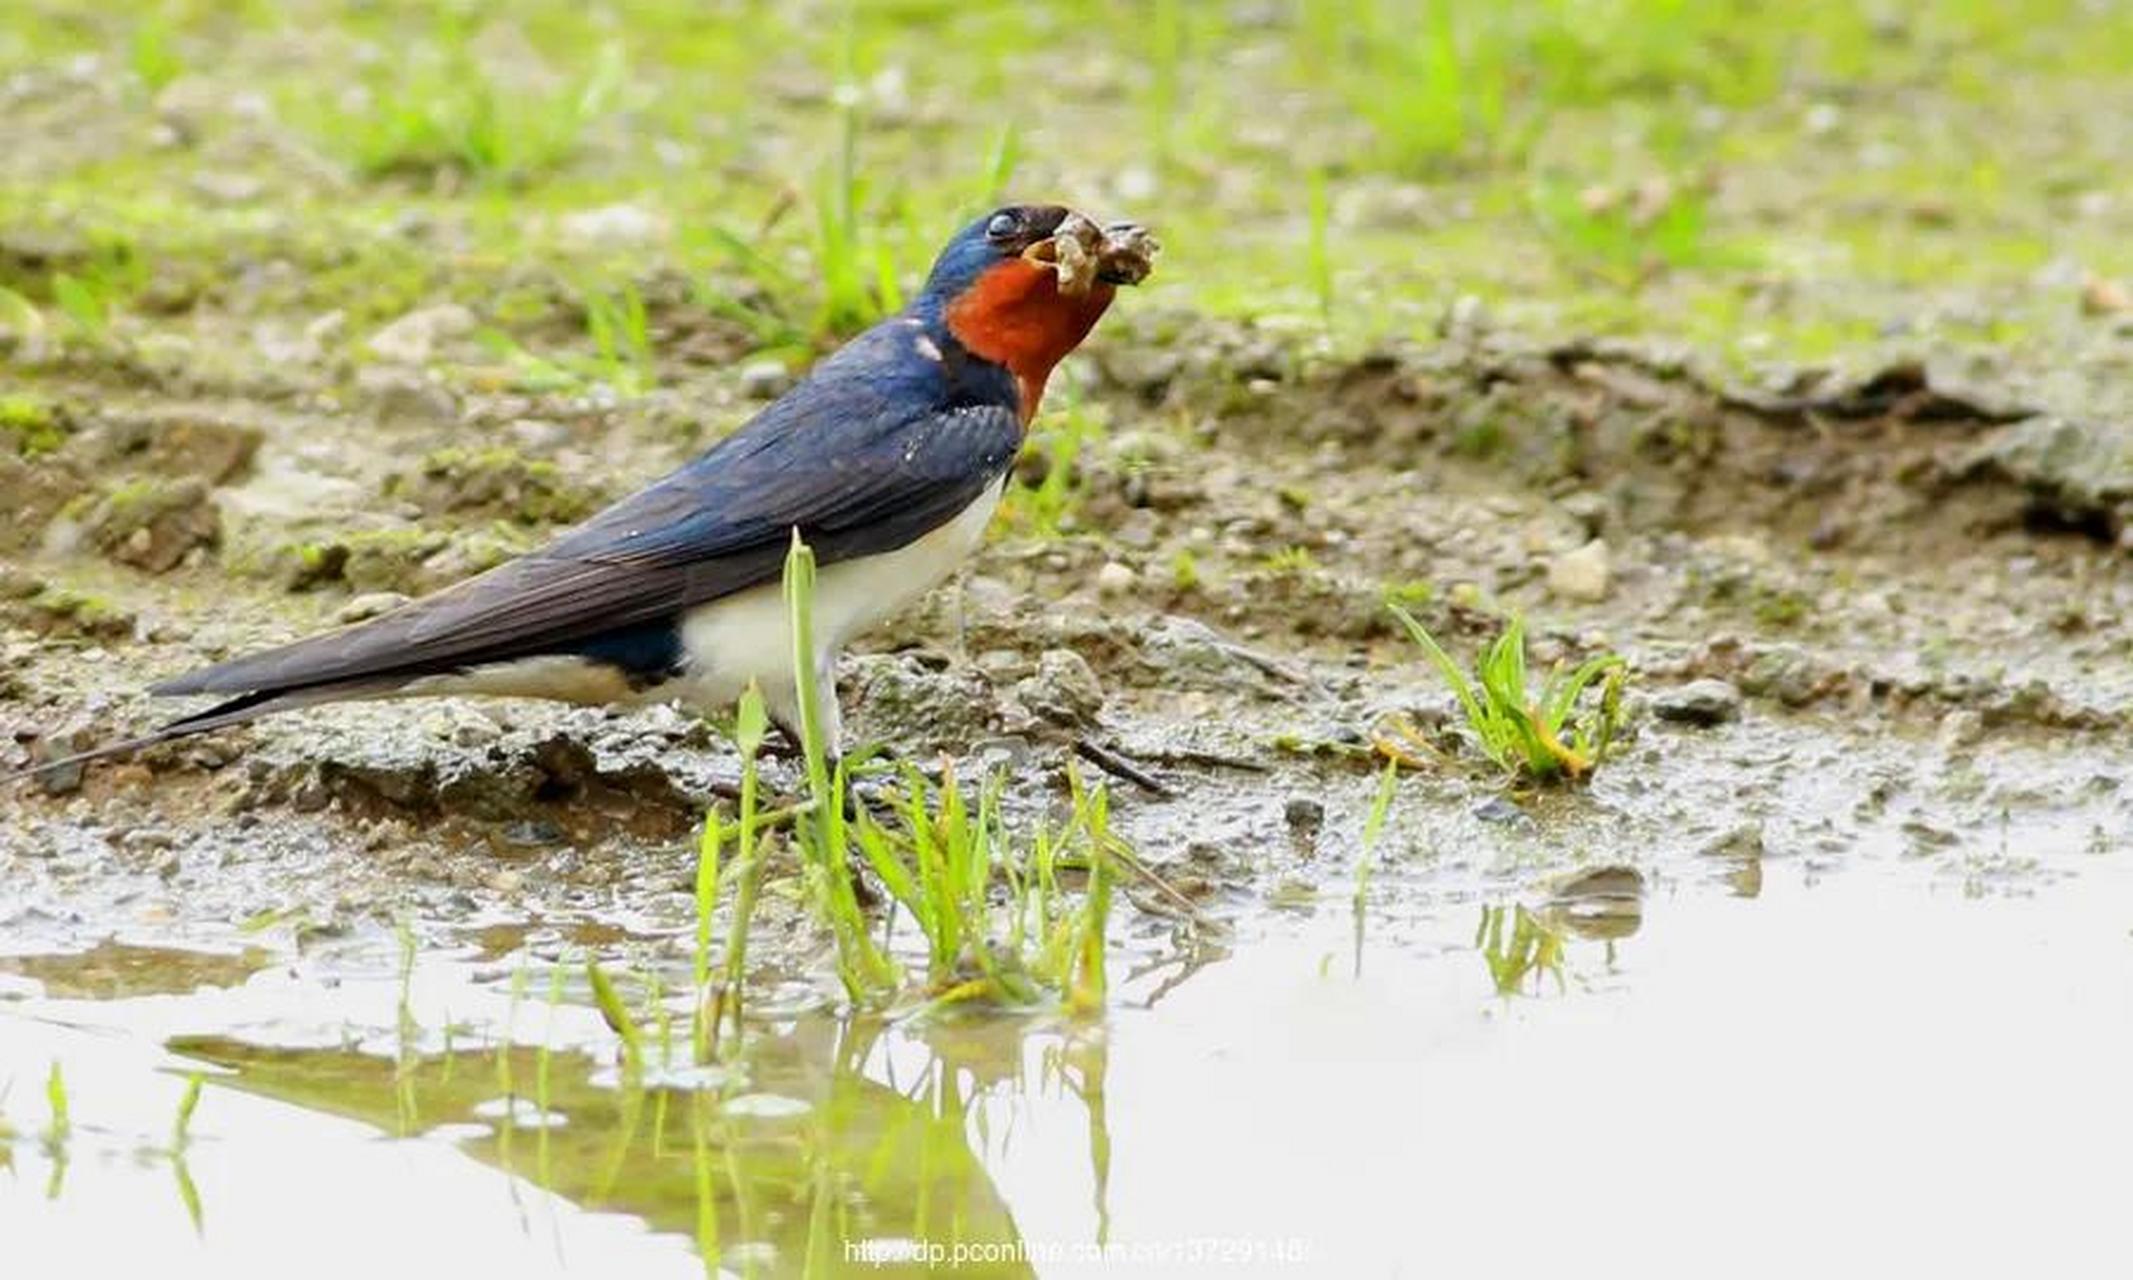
[982,121,1021,202]
[173,1150,204,1233]
[587,959,644,1071]
[1542,653,1627,733]
[872,242,903,315]
[1354,755,1399,906]
[1067,764,1112,1014]
[171,1072,204,1151]
[44,1061,68,1147]
[692,804,721,1065]
[1353,755,1400,973]
[898,765,952,975]
[853,806,922,924]
[784,532,893,999]
[1389,604,1492,752]
[1308,166,1334,328]
[1590,664,1627,764]
[716,685,771,1055]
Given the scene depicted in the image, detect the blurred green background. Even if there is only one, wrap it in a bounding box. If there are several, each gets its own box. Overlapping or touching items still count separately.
[3,0,2129,373]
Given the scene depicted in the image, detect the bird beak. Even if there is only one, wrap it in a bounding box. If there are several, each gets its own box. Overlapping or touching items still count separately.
[1023,213,1159,295]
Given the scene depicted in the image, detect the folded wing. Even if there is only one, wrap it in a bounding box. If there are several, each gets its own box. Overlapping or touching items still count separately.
[155,396,1021,698]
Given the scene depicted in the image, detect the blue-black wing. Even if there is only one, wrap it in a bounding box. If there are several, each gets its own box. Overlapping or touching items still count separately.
[154,363,1020,698]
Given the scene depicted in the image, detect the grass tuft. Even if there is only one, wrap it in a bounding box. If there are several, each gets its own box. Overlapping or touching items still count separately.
[580,282,654,395]
[779,532,1120,1014]
[323,27,625,185]
[1529,176,1718,285]
[1389,606,1627,784]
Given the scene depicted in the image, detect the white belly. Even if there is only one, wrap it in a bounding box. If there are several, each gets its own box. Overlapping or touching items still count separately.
[677,484,1001,724]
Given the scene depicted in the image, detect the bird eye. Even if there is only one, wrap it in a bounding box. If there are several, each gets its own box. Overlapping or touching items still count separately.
[985,211,1019,241]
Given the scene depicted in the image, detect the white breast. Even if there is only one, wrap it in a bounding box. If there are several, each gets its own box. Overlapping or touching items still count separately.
[677,483,1003,723]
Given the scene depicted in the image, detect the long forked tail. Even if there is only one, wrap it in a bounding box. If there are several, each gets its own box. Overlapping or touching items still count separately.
[3,681,392,787]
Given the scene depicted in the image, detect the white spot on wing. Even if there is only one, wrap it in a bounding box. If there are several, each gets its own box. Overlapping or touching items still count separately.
[913,334,943,362]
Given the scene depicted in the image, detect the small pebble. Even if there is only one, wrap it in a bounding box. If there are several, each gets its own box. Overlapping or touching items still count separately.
[1283,796,1325,832]
[1096,561,1138,596]
[1547,539,1612,603]
[1652,679,1743,726]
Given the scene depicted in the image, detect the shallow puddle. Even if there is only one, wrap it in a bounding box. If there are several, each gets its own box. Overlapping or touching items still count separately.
[4,842,2128,1277]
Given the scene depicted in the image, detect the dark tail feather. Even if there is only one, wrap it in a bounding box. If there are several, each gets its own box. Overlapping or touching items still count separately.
[4,681,397,786]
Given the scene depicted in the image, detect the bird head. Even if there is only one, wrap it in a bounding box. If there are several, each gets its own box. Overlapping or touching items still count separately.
[923,204,1158,419]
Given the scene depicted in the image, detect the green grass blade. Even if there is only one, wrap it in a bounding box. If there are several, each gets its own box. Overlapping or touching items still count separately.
[1389,604,1489,738]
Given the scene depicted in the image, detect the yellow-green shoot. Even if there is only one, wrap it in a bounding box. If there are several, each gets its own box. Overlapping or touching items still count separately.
[850,759,1117,1013]
[1477,903,1567,996]
[780,531,1119,1015]
[784,532,898,1003]
[694,682,772,1061]
[1390,606,1626,784]
[171,1073,204,1151]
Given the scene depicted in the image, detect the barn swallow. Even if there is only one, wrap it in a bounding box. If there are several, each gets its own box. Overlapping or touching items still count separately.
[10,204,1156,782]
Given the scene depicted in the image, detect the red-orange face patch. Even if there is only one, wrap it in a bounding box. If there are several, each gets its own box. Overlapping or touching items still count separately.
[945,259,1116,420]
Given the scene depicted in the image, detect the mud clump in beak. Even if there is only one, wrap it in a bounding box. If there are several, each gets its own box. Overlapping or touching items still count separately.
[1023,213,1160,295]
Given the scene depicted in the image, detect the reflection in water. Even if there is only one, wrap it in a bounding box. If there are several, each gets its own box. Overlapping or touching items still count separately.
[0,940,272,1000]
[12,854,2132,1277]
[170,1007,1113,1278]
[1475,905,1568,995]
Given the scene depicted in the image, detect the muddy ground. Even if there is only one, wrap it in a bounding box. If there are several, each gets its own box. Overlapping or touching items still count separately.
[6,307,2130,940]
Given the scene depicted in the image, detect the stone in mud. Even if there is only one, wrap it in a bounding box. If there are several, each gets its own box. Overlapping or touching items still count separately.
[1652,679,1743,726]
[1961,416,2133,541]
[1735,644,1830,708]
[1095,561,1137,596]
[76,476,221,573]
[1136,615,1278,693]
[2,586,136,640]
[1098,345,1183,396]
[282,525,525,597]
[1699,822,1764,860]
[24,721,97,796]
[356,365,460,425]
[1012,649,1106,729]
[1937,708,1986,750]
[334,527,451,594]
[0,454,89,555]
[385,446,606,526]
[1283,796,1324,832]
[1473,795,1529,825]
[848,653,997,752]
[102,413,264,484]
[403,527,532,594]
[366,303,477,365]
[1546,538,1613,602]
